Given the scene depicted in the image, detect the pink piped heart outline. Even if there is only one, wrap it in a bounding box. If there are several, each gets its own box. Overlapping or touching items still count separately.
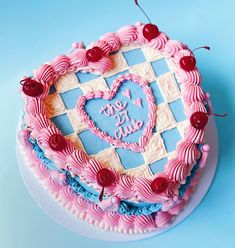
[77,73,156,152]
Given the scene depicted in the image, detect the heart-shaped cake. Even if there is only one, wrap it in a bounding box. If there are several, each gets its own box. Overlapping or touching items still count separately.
[18,19,211,234]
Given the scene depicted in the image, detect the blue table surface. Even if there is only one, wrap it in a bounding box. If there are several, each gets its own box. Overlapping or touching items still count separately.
[0,0,234,247]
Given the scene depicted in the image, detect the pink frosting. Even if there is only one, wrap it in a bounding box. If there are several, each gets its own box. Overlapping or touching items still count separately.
[115,175,135,199]
[88,40,112,57]
[134,215,156,231]
[25,99,46,116]
[134,178,170,202]
[155,211,174,229]
[172,49,192,64]
[163,40,187,57]
[169,199,186,215]
[100,32,121,53]
[69,49,88,71]
[103,211,119,228]
[51,55,70,76]
[87,204,105,223]
[66,150,89,174]
[33,64,55,85]
[165,158,188,183]
[185,126,205,143]
[47,177,63,193]
[176,69,202,85]
[117,25,138,46]
[187,101,207,117]
[37,125,60,149]
[18,129,31,149]
[118,215,135,231]
[148,32,168,50]
[176,140,200,164]
[87,57,112,74]
[29,114,51,138]
[52,140,75,169]
[182,84,205,103]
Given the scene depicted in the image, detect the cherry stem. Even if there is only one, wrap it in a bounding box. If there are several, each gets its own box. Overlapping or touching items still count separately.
[210,112,227,118]
[135,0,151,23]
[20,78,29,85]
[190,46,210,56]
[99,186,105,202]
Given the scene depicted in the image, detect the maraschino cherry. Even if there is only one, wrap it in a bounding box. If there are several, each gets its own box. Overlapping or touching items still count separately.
[97,168,116,201]
[135,0,159,41]
[180,46,210,71]
[151,177,169,194]
[49,134,66,151]
[190,111,208,130]
[86,46,103,62]
[21,78,44,97]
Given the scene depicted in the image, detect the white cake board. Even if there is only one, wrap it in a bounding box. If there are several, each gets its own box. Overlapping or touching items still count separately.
[16,118,218,242]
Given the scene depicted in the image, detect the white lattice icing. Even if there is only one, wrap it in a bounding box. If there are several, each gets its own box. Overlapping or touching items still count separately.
[54,72,80,93]
[156,103,176,132]
[124,164,153,179]
[45,93,66,118]
[79,77,108,94]
[91,147,124,173]
[177,120,189,137]
[65,134,86,152]
[142,46,163,62]
[142,133,167,164]
[158,73,181,102]
[129,62,156,82]
[67,109,87,133]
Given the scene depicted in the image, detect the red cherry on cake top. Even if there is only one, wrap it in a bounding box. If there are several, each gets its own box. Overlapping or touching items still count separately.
[134,0,159,41]
[49,133,66,151]
[190,111,208,130]
[21,78,44,97]
[143,23,159,41]
[179,56,196,72]
[86,46,103,62]
[96,168,116,187]
[179,46,210,72]
[150,177,169,194]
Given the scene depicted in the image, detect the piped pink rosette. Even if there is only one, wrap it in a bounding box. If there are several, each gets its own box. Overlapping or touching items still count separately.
[19,22,211,233]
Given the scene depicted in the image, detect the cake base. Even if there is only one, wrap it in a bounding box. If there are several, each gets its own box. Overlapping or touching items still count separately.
[16,117,218,241]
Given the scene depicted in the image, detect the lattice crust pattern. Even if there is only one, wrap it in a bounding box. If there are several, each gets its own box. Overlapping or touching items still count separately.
[45,44,189,179]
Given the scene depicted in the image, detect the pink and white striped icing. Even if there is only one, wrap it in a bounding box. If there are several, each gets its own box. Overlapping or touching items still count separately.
[20,22,210,225]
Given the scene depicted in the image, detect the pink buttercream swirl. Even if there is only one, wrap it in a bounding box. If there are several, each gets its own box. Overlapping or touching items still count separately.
[100,32,121,53]
[163,40,187,57]
[51,55,70,77]
[117,25,138,46]
[33,64,55,85]
[165,158,189,183]
[176,140,200,165]
[68,49,88,72]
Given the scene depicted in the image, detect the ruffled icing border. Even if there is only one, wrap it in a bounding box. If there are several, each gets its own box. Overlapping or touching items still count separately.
[18,128,202,234]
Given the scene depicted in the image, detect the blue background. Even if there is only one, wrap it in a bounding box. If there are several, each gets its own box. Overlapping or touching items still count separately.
[0,0,234,247]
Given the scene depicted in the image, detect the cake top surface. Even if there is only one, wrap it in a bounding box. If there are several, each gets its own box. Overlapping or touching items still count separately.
[21,22,207,205]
